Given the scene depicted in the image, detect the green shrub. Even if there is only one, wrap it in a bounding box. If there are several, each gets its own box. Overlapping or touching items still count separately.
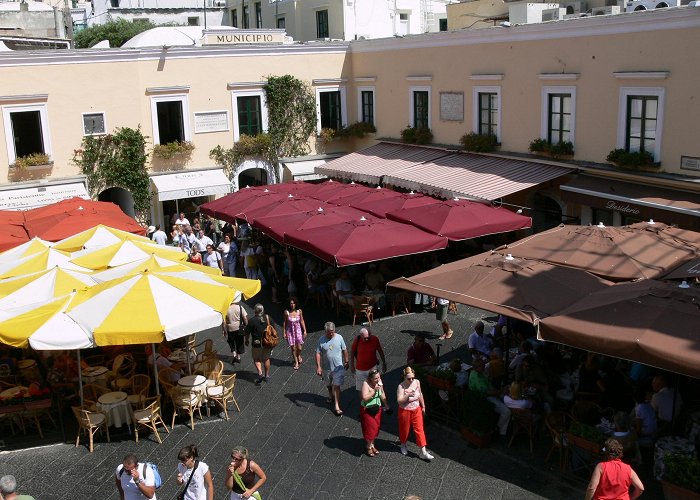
[529,138,574,158]
[401,126,433,145]
[14,153,50,169]
[606,148,656,168]
[336,121,377,138]
[664,454,700,492]
[528,138,548,153]
[460,132,498,153]
[152,141,195,159]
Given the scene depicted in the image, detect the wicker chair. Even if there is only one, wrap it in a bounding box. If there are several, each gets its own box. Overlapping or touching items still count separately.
[508,408,541,453]
[126,374,151,408]
[72,405,110,452]
[170,386,203,430]
[133,395,169,444]
[545,411,572,471]
[206,373,240,420]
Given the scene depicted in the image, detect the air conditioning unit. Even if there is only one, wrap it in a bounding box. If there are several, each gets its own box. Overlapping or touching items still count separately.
[625,0,680,11]
[562,1,587,14]
[591,5,621,14]
[542,7,566,20]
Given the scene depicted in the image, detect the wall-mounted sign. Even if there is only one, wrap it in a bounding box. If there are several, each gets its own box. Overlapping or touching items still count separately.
[194,111,229,133]
[203,30,286,46]
[681,156,700,172]
[440,92,464,122]
[605,200,641,215]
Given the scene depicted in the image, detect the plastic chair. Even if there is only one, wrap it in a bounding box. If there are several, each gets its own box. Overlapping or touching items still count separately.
[206,373,240,420]
[352,295,374,326]
[544,411,572,471]
[133,395,169,444]
[72,405,110,452]
[170,386,203,430]
[508,408,541,453]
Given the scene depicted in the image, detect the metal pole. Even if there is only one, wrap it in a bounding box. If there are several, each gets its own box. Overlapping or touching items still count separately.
[76,350,84,406]
[203,0,207,30]
[152,343,160,397]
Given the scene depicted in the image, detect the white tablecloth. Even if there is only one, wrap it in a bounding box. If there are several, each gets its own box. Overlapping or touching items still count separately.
[178,375,208,401]
[97,391,132,428]
[83,366,110,388]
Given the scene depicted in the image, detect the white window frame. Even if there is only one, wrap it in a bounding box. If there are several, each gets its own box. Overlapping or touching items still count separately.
[230,89,269,141]
[540,86,576,144]
[357,86,375,126]
[2,103,52,165]
[315,85,347,134]
[472,85,501,141]
[409,86,432,130]
[149,93,191,145]
[81,111,107,136]
[617,86,665,162]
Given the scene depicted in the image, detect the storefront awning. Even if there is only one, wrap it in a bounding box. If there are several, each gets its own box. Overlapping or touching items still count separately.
[0,181,88,211]
[283,159,328,181]
[561,175,700,229]
[151,169,232,201]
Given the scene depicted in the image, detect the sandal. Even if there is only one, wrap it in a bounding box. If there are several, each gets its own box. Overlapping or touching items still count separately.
[371,445,380,455]
[366,447,376,457]
[334,409,343,416]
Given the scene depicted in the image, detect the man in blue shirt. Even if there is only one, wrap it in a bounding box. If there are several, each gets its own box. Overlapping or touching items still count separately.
[316,321,348,416]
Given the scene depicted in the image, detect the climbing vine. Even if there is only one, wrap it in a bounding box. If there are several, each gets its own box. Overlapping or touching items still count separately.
[210,75,317,183]
[72,127,151,217]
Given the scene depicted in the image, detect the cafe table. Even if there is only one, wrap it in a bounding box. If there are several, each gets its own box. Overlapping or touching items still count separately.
[97,391,132,430]
[177,375,208,401]
[83,366,110,388]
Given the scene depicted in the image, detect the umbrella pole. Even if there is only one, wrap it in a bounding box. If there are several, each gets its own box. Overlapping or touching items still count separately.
[671,373,679,433]
[152,343,161,397]
[186,335,193,375]
[76,350,84,407]
[504,316,512,376]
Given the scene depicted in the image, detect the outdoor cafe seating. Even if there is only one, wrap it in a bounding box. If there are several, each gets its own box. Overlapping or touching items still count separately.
[206,373,240,421]
[72,405,110,453]
[170,385,204,430]
[133,395,169,444]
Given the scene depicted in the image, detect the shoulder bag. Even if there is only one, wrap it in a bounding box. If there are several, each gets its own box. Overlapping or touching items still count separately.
[232,468,262,500]
[176,460,199,500]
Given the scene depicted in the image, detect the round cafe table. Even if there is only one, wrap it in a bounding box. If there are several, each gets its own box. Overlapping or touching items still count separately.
[0,386,27,399]
[178,375,208,400]
[97,391,132,429]
[83,366,110,388]
[18,359,40,382]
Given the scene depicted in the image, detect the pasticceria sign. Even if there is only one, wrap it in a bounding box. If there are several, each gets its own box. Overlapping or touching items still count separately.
[203,29,287,46]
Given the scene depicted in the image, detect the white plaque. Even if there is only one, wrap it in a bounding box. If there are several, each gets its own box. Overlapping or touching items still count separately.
[194,111,229,133]
[681,156,700,172]
[440,92,464,122]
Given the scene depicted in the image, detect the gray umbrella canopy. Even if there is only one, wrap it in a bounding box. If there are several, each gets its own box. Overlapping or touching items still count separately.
[538,280,700,379]
[494,223,700,282]
[387,252,611,324]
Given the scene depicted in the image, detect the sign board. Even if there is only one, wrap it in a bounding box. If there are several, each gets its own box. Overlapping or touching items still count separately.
[681,156,700,172]
[440,92,464,122]
[203,30,286,46]
[194,111,229,133]
[0,182,88,211]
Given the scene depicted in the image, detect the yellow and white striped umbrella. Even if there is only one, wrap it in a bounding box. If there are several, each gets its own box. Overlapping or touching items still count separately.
[0,248,92,279]
[70,239,187,270]
[0,294,94,350]
[66,270,237,345]
[52,224,151,252]
[0,267,96,309]
[0,237,53,264]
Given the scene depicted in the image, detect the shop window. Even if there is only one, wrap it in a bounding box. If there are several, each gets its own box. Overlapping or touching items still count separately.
[358,88,375,125]
[255,2,262,28]
[82,112,106,136]
[592,208,614,227]
[409,87,431,130]
[243,5,250,29]
[315,86,346,133]
[317,9,329,39]
[2,104,52,165]
[472,86,501,140]
[150,95,190,145]
[617,87,665,162]
[276,17,285,29]
[231,89,269,141]
[231,9,238,27]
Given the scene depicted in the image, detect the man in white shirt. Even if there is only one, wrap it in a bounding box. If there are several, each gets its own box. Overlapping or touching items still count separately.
[468,320,493,361]
[651,375,683,423]
[175,212,190,227]
[115,454,156,500]
[151,225,167,245]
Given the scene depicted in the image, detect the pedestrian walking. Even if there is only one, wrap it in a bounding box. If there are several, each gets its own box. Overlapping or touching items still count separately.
[245,304,274,384]
[436,297,453,340]
[283,296,307,370]
[360,368,389,456]
[225,299,247,363]
[176,444,214,500]
[350,327,387,391]
[0,475,35,500]
[115,453,156,500]
[585,438,644,500]
[397,366,434,460]
[315,321,348,416]
[224,446,267,500]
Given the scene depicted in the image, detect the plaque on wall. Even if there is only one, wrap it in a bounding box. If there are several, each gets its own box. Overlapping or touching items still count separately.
[440,92,464,122]
[194,111,229,133]
[681,156,700,172]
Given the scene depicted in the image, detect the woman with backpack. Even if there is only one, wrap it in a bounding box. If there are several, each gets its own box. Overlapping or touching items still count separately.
[245,304,277,384]
[224,446,266,500]
[176,444,214,500]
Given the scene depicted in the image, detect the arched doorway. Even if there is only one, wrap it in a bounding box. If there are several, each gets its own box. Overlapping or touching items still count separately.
[531,192,563,233]
[237,168,268,190]
[98,186,135,218]
[233,159,277,191]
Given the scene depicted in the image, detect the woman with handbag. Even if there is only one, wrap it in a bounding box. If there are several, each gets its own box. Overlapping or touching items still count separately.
[224,446,266,500]
[225,300,248,363]
[397,366,434,460]
[360,369,389,456]
[176,444,214,500]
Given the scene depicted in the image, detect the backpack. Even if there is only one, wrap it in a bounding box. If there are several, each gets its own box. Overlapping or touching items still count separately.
[262,315,279,348]
[119,462,163,490]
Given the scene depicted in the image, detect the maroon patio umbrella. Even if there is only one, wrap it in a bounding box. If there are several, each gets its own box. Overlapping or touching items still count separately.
[387,199,532,241]
[201,188,288,223]
[662,257,700,281]
[495,223,700,281]
[538,280,700,378]
[323,183,376,205]
[627,220,700,246]
[354,191,440,218]
[331,186,403,210]
[285,216,448,266]
[255,205,367,244]
[304,180,368,202]
[243,196,331,225]
[265,181,320,197]
[387,252,611,324]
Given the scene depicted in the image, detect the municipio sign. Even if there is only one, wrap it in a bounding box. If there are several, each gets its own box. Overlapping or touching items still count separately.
[203,30,287,46]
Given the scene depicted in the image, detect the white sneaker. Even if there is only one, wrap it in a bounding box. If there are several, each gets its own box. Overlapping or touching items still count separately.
[400,444,408,456]
[419,449,434,460]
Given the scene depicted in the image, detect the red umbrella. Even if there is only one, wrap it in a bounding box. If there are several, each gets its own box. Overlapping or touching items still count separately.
[354,191,440,218]
[0,223,30,252]
[330,186,403,209]
[265,181,320,197]
[323,183,375,205]
[304,180,365,202]
[201,188,288,223]
[285,216,447,266]
[255,206,367,244]
[23,197,144,240]
[244,196,330,224]
[387,199,532,241]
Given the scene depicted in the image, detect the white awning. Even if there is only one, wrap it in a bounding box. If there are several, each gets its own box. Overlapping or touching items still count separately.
[151,169,232,201]
[0,181,88,211]
[283,159,328,181]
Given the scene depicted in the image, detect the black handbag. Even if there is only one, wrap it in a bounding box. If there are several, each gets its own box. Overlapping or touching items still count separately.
[176,460,198,500]
[365,404,381,416]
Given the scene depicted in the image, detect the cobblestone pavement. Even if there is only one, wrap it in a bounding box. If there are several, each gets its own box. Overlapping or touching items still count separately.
[0,293,614,499]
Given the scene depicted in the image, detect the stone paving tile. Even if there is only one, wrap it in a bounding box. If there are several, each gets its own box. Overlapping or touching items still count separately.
[0,294,599,500]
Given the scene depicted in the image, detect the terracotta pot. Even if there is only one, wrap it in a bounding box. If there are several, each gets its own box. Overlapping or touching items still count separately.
[661,480,700,500]
[460,424,493,448]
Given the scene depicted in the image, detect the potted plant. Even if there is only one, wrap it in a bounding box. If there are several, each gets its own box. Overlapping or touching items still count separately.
[426,365,456,390]
[318,127,337,144]
[566,421,604,455]
[13,152,51,170]
[335,121,376,139]
[606,148,659,170]
[460,132,498,153]
[528,138,574,159]
[459,389,497,447]
[152,140,195,159]
[401,126,433,145]
[661,454,700,500]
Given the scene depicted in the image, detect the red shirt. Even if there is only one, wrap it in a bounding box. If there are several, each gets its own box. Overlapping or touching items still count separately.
[594,459,632,500]
[351,335,383,371]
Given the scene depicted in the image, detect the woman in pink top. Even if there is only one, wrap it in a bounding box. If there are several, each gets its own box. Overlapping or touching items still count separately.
[585,438,645,500]
[283,297,307,370]
[396,366,433,460]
